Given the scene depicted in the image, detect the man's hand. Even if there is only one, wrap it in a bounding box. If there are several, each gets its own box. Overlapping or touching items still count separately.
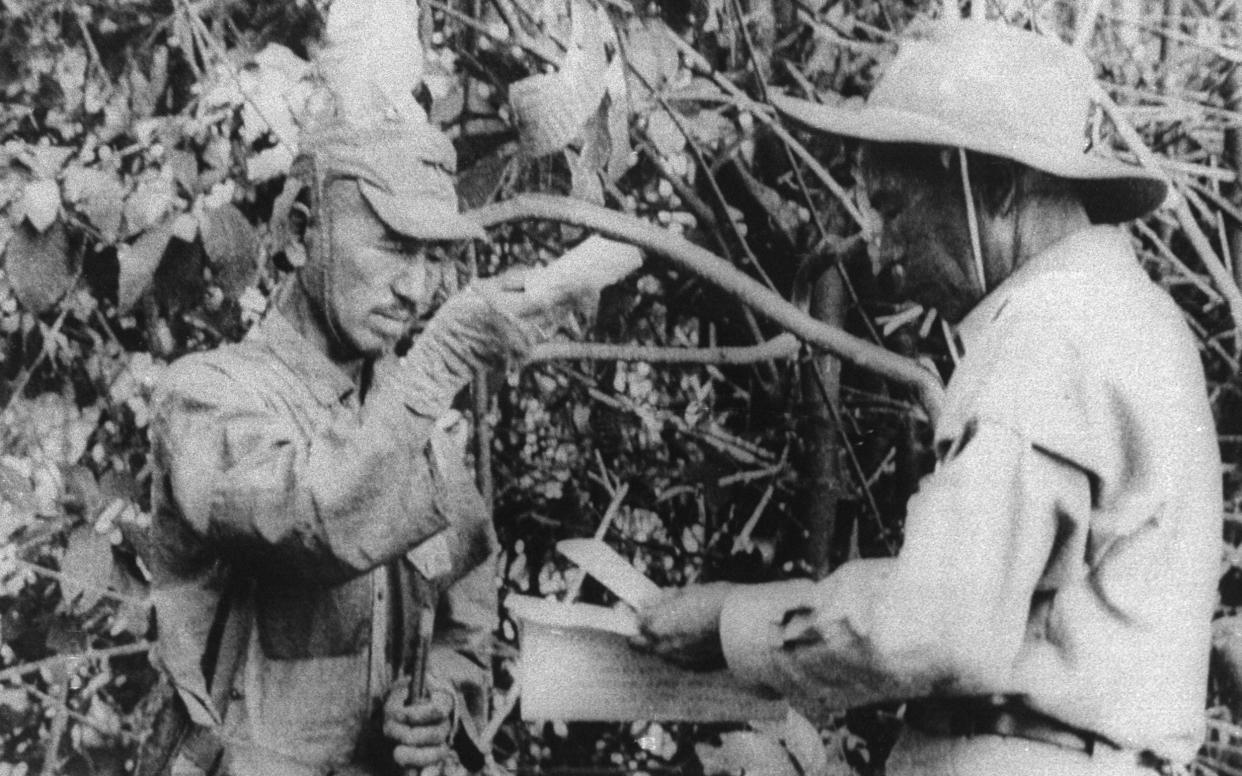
[632,583,734,671]
[383,680,454,775]
[475,267,600,322]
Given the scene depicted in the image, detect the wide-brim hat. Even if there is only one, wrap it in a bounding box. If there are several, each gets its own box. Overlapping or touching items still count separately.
[299,121,486,242]
[773,21,1168,223]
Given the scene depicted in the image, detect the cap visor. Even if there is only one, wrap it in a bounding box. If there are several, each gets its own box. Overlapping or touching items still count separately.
[773,94,1168,221]
[360,182,487,242]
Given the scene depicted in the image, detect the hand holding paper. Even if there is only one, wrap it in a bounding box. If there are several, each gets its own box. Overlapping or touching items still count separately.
[633,583,733,671]
[507,539,785,722]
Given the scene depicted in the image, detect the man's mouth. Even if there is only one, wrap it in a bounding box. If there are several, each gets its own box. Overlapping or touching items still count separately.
[373,309,414,336]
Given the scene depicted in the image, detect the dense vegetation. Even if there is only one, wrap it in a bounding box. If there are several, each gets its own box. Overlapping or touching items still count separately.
[0,1,1239,775]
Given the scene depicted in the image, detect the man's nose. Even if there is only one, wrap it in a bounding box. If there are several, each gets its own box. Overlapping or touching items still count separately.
[391,264,428,310]
[866,234,900,273]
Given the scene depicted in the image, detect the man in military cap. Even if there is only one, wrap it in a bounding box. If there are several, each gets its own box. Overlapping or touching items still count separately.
[143,118,565,776]
[635,21,1220,776]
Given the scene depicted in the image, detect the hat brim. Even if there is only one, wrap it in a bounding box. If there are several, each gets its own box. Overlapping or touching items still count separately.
[773,94,1168,223]
[360,182,487,242]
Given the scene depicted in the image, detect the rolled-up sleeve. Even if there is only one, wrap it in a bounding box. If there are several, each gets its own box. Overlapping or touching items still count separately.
[152,359,449,585]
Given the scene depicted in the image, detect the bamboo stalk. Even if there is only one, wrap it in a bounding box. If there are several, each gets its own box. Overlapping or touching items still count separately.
[1094,84,1242,340]
[1074,0,1107,47]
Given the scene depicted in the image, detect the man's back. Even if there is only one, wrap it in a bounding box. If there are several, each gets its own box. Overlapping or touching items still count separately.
[941,224,1220,760]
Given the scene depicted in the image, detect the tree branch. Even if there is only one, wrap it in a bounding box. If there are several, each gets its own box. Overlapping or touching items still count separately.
[470,194,944,423]
[527,334,800,364]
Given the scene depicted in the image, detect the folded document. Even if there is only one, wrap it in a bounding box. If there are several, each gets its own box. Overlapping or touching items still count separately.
[507,539,787,722]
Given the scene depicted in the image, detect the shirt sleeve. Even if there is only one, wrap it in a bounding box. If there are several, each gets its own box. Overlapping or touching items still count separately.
[422,460,498,768]
[719,418,1092,717]
[150,358,451,586]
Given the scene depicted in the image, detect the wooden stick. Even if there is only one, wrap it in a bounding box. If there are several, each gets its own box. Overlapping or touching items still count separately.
[527,335,800,365]
[469,195,945,424]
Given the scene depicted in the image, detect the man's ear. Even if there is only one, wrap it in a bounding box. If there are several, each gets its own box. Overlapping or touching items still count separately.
[994,163,1020,217]
[975,159,1020,219]
[271,175,312,270]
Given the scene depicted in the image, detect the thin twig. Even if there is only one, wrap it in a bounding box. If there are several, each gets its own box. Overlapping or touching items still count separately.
[733,480,777,550]
[425,0,560,65]
[552,363,776,466]
[1094,84,1242,340]
[1134,220,1224,304]
[1073,0,1107,47]
[663,30,869,231]
[565,483,630,601]
[0,641,153,684]
[15,559,151,608]
[40,673,71,776]
[807,354,896,554]
[3,307,70,417]
[22,682,138,744]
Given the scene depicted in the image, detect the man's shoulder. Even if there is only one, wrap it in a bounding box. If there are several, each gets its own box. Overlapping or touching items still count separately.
[1002,234,1186,351]
[153,337,275,405]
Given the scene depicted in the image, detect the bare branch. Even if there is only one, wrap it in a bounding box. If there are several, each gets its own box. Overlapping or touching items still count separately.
[1095,84,1242,340]
[470,194,945,423]
[527,334,800,365]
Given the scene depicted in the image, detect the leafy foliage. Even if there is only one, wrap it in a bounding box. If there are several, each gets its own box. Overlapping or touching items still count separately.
[0,1,1238,775]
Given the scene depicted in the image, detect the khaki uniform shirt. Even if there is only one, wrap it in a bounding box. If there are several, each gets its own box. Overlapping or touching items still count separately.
[719,226,1220,764]
[148,312,496,776]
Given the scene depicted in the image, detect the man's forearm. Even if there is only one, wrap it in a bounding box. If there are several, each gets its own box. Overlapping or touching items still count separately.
[718,559,935,715]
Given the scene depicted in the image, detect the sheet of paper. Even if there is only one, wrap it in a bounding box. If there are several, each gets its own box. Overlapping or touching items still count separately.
[509,594,787,722]
[506,594,639,637]
[556,538,663,608]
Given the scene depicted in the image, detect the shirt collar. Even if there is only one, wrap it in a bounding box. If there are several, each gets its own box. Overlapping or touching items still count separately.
[247,310,358,407]
[956,225,1131,353]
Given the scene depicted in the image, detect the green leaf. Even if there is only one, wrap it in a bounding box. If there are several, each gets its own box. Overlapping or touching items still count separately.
[60,522,115,612]
[117,220,172,311]
[165,149,199,195]
[20,178,61,232]
[171,212,198,242]
[0,460,34,510]
[623,21,681,110]
[645,110,686,158]
[753,711,833,776]
[4,219,75,313]
[122,176,173,235]
[63,166,124,242]
[199,203,258,297]
[695,731,798,776]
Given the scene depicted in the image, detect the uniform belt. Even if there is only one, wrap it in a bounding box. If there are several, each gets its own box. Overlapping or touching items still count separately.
[903,699,1116,756]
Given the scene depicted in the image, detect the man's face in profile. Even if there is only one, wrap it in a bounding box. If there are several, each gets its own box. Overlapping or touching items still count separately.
[857,144,985,323]
[322,182,454,358]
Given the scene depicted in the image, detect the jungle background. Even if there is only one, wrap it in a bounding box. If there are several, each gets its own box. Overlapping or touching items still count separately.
[0,0,1240,774]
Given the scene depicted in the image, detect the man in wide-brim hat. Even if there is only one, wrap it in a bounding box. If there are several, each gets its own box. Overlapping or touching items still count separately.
[635,20,1220,776]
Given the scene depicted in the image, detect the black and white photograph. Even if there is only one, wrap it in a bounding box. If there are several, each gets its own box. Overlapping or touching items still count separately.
[0,1,1237,775]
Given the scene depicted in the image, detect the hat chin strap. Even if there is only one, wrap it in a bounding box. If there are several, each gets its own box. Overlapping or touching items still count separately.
[957,148,988,297]
[303,170,351,361]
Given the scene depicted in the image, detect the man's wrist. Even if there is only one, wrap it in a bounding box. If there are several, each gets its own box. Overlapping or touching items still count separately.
[719,580,817,693]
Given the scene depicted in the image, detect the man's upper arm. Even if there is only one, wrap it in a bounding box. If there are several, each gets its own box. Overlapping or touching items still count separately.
[720,317,1099,712]
[152,356,448,583]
